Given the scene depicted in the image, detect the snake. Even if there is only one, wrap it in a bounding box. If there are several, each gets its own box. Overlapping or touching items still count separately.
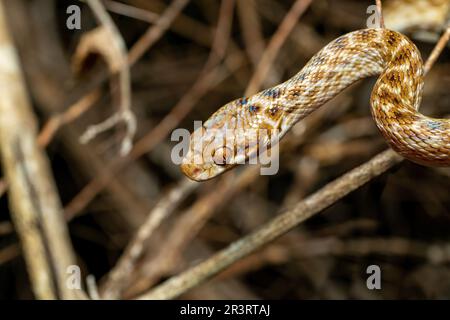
[180,28,450,181]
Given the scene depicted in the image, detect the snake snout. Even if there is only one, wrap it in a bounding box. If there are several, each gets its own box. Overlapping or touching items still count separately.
[180,162,202,181]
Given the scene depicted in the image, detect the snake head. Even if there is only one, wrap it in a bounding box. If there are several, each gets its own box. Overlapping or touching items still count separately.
[180,99,239,181]
[181,97,275,181]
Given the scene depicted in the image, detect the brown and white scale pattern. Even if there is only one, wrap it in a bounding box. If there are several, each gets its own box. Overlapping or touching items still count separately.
[181,28,450,181]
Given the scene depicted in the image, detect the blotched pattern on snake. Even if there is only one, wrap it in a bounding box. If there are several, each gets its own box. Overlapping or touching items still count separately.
[181,28,450,181]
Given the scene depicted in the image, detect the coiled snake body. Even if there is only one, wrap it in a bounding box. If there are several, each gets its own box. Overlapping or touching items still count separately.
[181,28,450,181]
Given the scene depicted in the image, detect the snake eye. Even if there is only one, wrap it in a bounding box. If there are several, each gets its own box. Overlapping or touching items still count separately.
[212,146,233,166]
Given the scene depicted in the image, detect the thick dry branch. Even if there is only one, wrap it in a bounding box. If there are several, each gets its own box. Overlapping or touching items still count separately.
[137,150,402,300]
[0,1,80,299]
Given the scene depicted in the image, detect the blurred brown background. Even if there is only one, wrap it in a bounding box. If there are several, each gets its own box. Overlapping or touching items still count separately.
[0,0,449,299]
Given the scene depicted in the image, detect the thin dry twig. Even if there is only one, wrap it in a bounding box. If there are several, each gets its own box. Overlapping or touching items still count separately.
[78,0,136,156]
[424,24,450,74]
[128,0,191,66]
[130,0,213,48]
[0,178,7,198]
[245,0,313,95]
[0,243,20,265]
[237,0,265,69]
[86,275,101,300]
[376,0,385,28]
[216,236,450,280]
[0,221,13,236]
[103,0,159,23]
[38,90,101,147]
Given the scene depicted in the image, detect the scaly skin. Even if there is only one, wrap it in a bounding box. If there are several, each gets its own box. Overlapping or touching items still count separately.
[181,29,450,181]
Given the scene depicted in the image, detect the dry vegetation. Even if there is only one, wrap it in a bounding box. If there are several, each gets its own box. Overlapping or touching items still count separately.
[0,0,449,299]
